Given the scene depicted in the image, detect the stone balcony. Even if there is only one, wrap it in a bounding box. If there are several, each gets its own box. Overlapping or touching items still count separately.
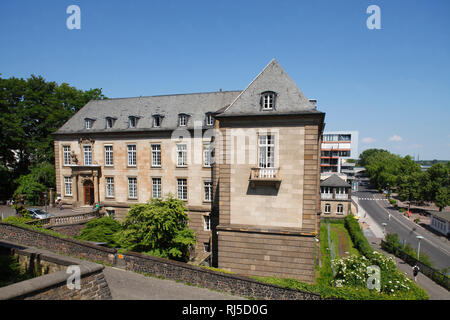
[249,167,281,187]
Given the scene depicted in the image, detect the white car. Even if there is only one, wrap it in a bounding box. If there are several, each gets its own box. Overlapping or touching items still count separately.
[27,208,52,219]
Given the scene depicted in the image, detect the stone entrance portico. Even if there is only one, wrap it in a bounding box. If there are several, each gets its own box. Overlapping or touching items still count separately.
[69,165,101,207]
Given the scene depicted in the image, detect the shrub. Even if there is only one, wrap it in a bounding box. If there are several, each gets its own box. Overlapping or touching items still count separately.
[115,196,196,262]
[414,218,421,223]
[344,215,374,259]
[389,198,397,206]
[399,208,406,213]
[75,216,122,247]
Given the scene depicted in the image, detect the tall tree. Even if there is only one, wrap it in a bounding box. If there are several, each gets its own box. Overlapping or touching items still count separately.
[0,74,105,200]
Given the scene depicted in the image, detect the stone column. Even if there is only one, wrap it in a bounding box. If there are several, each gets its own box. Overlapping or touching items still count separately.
[93,172,99,204]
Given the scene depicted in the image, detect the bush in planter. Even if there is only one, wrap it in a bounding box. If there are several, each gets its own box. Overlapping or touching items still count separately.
[389,198,397,206]
[414,218,421,224]
[399,208,406,213]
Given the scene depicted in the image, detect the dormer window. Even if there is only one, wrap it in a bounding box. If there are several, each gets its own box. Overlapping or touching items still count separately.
[106,117,115,129]
[129,116,139,128]
[85,118,94,129]
[205,113,214,126]
[153,115,163,128]
[178,114,188,126]
[261,91,276,110]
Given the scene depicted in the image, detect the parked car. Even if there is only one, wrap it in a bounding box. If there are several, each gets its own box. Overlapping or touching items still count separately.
[27,208,52,219]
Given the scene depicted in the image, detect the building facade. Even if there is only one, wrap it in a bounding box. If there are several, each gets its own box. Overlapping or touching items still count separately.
[428,211,450,236]
[320,174,352,218]
[320,131,358,182]
[53,59,325,282]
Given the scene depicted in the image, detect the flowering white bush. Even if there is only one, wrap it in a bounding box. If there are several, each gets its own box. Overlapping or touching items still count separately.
[332,252,413,294]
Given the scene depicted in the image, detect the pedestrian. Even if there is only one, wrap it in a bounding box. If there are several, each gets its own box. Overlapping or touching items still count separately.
[413,265,420,282]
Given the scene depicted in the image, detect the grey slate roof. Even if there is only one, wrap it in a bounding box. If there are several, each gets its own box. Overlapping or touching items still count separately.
[54,59,323,135]
[216,59,322,117]
[320,174,351,188]
[54,91,241,134]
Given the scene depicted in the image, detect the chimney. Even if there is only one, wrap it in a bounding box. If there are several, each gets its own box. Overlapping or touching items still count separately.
[219,88,222,92]
[309,99,317,108]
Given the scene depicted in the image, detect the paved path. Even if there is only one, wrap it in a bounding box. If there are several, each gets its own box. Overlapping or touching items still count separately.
[103,266,246,300]
[367,237,450,300]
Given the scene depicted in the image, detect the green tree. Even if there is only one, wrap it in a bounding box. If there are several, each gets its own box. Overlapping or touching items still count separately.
[13,174,47,205]
[0,74,105,200]
[115,196,196,262]
[434,187,449,211]
[75,216,122,247]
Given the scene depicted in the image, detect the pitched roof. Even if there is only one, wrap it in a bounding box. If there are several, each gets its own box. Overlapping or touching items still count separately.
[428,210,450,222]
[320,174,351,188]
[215,59,322,117]
[54,91,241,134]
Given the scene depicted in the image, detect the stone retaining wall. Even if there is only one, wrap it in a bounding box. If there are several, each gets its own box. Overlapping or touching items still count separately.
[0,223,116,265]
[123,251,321,300]
[0,241,111,300]
[0,223,323,300]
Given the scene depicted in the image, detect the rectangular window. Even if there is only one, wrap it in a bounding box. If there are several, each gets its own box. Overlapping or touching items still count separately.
[63,146,71,166]
[205,113,214,126]
[128,145,136,166]
[153,116,161,127]
[151,144,161,167]
[177,144,187,167]
[177,178,187,200]
[128,177,137,199]
[203,216,211,231]
[337,204,344,214]
[324,204,331,214]
[152,178,162,199]
[179,114,187,126]
[203,143,212,167]
[64,177,72,196]
[85,119,93,129]
[129,117,137,128]
[204,180,212,202]
[84,145,92,165]
[258,135,275,168]
[106,177,114,198]
[203,242,211,253]
[105,145,114,166]
[106,118,114,129]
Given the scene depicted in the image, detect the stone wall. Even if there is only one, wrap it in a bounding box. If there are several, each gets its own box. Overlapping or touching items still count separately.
[0,223,116,265]
[0,241,111,300]
[123,250,321,300]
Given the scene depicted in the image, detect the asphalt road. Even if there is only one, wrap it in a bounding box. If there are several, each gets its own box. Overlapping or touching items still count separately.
[355,187,450,271]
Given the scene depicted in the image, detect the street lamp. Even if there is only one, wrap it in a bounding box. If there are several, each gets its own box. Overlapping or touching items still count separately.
[416,235,424,261]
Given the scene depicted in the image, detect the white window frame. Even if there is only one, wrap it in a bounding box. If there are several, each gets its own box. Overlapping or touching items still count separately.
[105,145,114,166]
[178,114,187,126]
[205,113,214,126]
[129,117,137,128]
[64,177,72,196]
[325,203,331,214]
[204,180,212,202]
[106,118,114,129]
[177,144,187,167]
[262,92,275,110]
[203,143,212,167]
[151,144,161,167]
[85,119,93,129]
[83,145,92,165]
[258,135,275,168]
[337,204,344,214]
[106,177,114,198]
[177,178,187,201]
[128,177,138,199]
[152,177,162,199]
[203,215,211,231]
[127,144,136,167]
[153,116,161,128]
[63,146,71,166]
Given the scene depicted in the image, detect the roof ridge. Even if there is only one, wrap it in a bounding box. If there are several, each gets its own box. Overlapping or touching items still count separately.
[97,90,242,101]
[220,59,278,114]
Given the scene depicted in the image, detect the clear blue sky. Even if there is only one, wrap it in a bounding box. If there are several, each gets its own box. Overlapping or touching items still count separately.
[1,0,449,159]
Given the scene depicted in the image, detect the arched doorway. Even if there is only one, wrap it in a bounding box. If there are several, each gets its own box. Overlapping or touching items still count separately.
[83,180,94,205]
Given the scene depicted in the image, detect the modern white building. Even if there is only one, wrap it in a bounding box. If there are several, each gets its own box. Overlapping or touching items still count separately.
[320,131,359,182]
[428,210,450,236]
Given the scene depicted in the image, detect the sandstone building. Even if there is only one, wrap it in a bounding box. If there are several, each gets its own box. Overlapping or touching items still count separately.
[53,59,325,282]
